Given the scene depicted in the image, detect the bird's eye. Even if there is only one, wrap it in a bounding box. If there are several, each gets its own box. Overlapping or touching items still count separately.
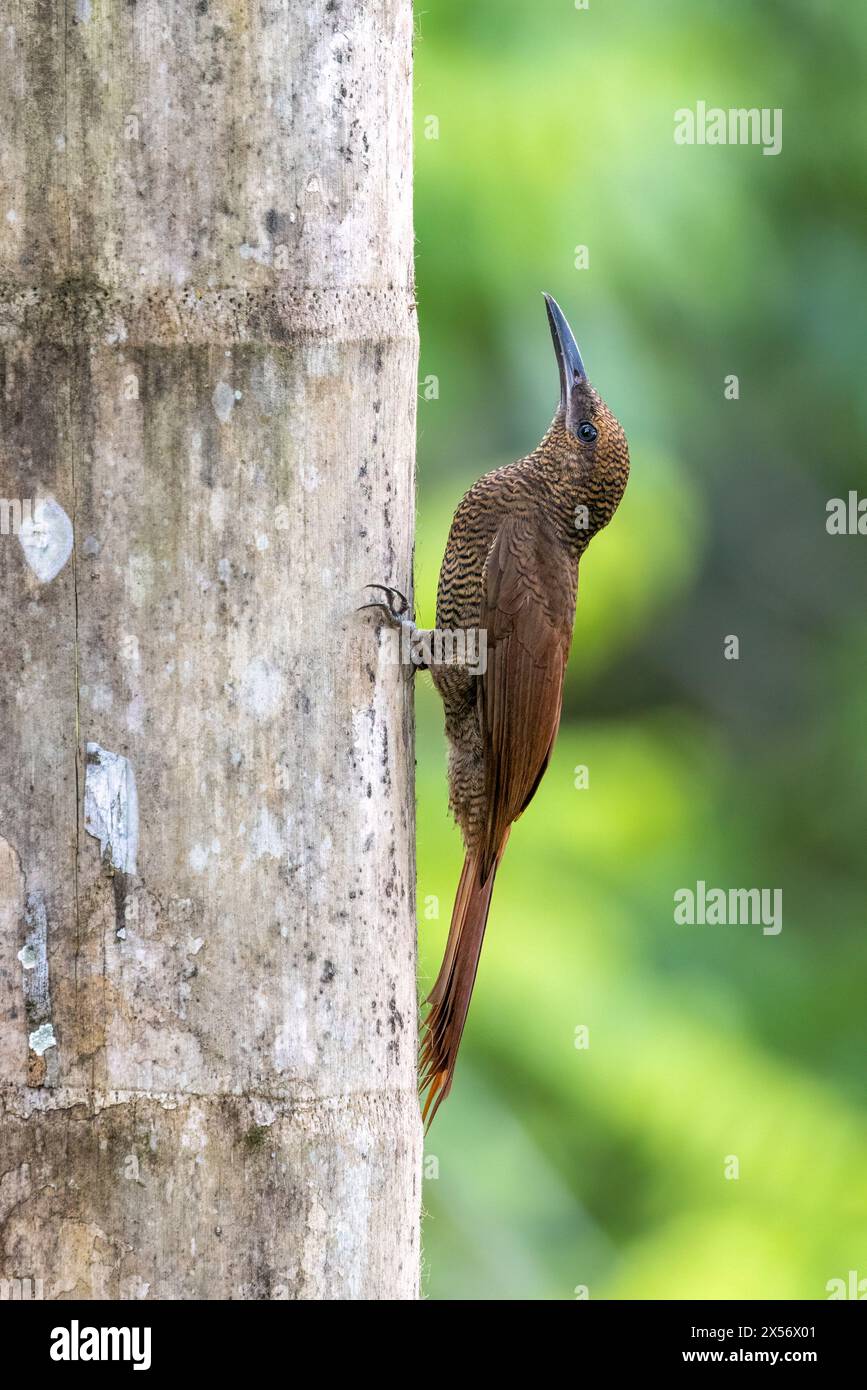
[577,421,597,443]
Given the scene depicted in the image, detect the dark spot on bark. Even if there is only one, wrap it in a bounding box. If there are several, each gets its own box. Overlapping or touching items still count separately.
[244,1124,268,1150]
[321,959,335,984]
[388,996,404,1034]
[111,871,129,938]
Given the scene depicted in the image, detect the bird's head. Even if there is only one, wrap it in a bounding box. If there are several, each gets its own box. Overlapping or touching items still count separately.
[542,292,630,539]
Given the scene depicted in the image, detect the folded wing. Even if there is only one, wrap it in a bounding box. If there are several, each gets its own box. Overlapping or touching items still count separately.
[477,510,575,878]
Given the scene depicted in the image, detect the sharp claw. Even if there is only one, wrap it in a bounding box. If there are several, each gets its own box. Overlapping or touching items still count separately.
[362,584,409,618]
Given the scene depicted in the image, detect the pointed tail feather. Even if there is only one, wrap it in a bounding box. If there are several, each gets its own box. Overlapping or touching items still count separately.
[420,840,506,1128]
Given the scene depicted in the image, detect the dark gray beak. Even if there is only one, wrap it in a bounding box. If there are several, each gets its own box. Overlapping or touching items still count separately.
[543,292,586,414]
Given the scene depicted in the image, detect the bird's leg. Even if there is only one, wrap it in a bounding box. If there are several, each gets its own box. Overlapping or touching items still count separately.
[359,585,487,675]
[358,585,433,671]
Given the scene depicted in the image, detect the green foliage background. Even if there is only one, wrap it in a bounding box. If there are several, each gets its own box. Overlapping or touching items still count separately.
[412,0,867,1300]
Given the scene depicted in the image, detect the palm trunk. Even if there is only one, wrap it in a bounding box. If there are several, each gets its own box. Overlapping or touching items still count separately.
[0,0,420,1300]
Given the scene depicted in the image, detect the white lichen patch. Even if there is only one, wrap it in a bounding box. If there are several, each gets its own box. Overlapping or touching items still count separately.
[88,683,114,713]
[299,461,321,493]
[104,316,128,346]
[209,487,227,531]
[119,1277,151,1301]
[239,242,271,266]
[20,893,54,1066]
[188,839,220,875]
[188,845,208,874]
[212,381,236,423]
[18,497,74,583]
[84,744,139,874]
[29,1022,56,1055]
[126,693,145,733]
[179,1105,209,1156]
[250,806,283,860]
[251,1097,277,1128]
[240,656,283,720]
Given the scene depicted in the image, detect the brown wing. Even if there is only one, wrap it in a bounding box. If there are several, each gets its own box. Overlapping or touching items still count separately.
[477,512,575,879]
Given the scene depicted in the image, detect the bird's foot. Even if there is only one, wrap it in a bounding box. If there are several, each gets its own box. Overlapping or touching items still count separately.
[358,584,430,671]
[358,584,410,623]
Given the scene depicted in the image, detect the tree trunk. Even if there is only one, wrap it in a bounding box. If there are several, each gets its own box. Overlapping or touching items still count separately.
[0,0,420,1300]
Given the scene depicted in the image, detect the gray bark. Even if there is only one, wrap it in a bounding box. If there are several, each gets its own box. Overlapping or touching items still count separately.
[0,0,420,1300]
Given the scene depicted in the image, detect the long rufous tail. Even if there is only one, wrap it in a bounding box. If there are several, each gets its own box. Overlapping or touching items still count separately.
[419,838,508,1128]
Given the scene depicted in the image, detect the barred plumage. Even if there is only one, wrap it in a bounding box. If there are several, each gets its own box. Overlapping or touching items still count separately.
[419,295,631,1125]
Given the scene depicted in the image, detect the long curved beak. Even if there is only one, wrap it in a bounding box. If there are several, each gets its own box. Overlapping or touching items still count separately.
[543,292,586,413]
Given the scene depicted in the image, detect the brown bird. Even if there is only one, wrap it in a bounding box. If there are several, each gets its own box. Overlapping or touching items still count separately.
[363,294,630,1125]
